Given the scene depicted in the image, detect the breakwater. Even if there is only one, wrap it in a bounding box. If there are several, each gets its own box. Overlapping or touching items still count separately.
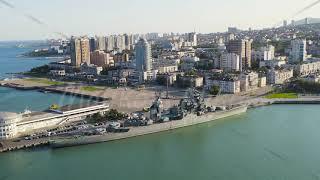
[43,87,110,102]
[0,83,110,102]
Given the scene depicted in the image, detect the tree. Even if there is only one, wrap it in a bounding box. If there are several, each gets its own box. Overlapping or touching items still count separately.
[156,75,167,85]
[185,70,197,76]
[29,65,50,75]
[89,113,105,123]
[105,109,125,121]
[209,85,220,95]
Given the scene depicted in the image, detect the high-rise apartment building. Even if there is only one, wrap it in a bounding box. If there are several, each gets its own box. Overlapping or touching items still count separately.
[106,35,115,51]
[71,37,91,67]
[124,34,134,50]
[89,37,96,52]
[227,39,252,71]
[187,32,197,46]
[135,38,152,72]
[289,39,307,64]
[97,36,106,51]
[115,35,126,52]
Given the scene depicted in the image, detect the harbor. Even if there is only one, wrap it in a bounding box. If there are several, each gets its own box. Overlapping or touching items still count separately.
[2,83,320,152]
[50,105,247,148]
[2,104,319,180]
[0,87,249,152]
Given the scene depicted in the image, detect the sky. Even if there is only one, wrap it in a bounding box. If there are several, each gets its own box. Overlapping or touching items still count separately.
[0,0,320,41]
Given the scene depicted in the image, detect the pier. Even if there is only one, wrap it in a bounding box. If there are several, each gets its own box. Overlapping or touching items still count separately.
[0,139,50,153]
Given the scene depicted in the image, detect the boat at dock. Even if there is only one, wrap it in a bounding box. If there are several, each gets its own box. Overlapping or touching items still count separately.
[50,105,247,149]
[50,88,247,149]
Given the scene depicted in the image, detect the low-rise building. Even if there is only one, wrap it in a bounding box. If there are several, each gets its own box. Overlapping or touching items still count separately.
[205,74,240,94]
[156,73,178,86]
[267,69,293,84]
[258,77,267,87]
[154,64,178,74]
[48,60,76,72]
[177,76,204,88]
[290,59,320,77]
[143,70,159,81]
[50,70,66,77]
[260,60,286,68]
[107,68,134,79]
[0,103,110,140]
[80,63,103,75]
[181,56,199,63]
[240,72,259,91]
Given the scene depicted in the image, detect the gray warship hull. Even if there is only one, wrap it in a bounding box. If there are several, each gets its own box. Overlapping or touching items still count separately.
[50,106,247,149]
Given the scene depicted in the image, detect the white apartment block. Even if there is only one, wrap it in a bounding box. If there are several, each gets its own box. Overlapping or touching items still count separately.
[291,59,320,77]
[240,72,259,92]
[259,77,267,87]
[260,60,286,68]
[267,69,293,85]
[252,45,275,61]
[220,53,240,72]
[206,79,241,94]
[156,65,178,74]
[289,39,307,64]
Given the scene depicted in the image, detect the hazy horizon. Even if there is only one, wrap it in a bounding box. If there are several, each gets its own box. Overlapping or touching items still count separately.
[1,0,320,41]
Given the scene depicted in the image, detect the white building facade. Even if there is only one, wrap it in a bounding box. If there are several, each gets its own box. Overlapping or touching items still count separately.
[220,53,240,72]
[0,103,110,140]
[135,38,152,72]
[252,45,275,62]
[289,39,307,64]
[267,69,294,84]
[206,79,241,94]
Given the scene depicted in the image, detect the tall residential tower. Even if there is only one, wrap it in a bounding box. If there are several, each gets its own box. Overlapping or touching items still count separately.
[227,39,252,71]
[71,37,91,67]
[289,39,307,64]
[135,38,152,72]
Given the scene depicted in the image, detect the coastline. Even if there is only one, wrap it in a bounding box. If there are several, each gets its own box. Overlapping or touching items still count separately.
[1,99,320,153]
[47,98,320,149]
[0,106,248,152]
[2,78,320,153]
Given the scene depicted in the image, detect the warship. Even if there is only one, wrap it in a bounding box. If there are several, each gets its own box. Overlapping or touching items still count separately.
[50,89,247,148]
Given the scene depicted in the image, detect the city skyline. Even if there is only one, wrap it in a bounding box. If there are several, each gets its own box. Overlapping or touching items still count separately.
[0,0,320,40]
